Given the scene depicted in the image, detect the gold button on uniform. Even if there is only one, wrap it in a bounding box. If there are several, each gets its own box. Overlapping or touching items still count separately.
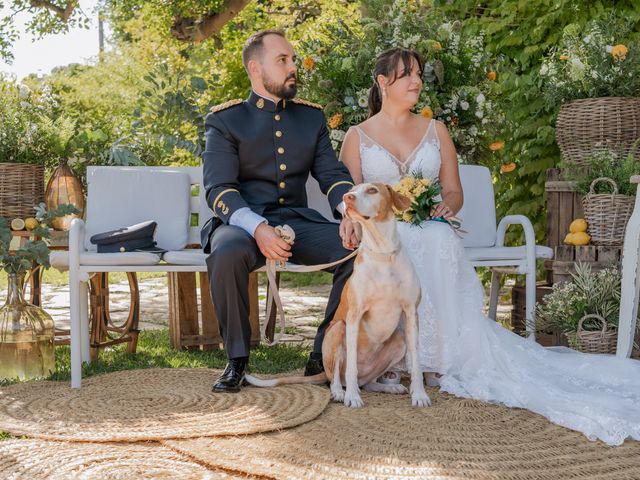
[279,181,286,188]
[277,147,285,154]
[274,114,281,121]
[278,197,285,205]
[256,98,265,109]
[275,131,282,137]
[279,164,287,171]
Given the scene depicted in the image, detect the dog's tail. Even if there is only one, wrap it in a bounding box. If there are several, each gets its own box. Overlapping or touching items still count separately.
[244,372,327,387]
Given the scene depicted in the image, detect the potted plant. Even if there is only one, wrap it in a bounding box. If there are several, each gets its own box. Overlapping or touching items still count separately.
[535,262,632,354]
[540,15,640,166]
[0,203,78,381]
[561,148,640,245]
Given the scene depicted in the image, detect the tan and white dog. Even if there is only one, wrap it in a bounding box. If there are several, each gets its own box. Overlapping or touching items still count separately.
[245,183,431,408]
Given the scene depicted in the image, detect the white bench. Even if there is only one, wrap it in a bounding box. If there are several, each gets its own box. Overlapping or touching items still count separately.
[55,164,551,388]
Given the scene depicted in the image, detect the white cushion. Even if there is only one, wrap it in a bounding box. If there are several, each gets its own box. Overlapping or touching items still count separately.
[162,249,206,266]
[84,167,191,252]
[458,165,497,248]
[50,251,161,271]
[466,245,553,261]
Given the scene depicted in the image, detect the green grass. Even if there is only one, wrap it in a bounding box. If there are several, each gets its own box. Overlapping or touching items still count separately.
[1,329,310,388]
[0,269,167,291]
[257,271,333,289]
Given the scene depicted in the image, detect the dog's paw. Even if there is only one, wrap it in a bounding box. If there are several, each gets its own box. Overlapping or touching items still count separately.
[330,388,345,402]
[388,384,409,394]
[411,391,432,407]
[343,391,364,408]
[362,382,408,394]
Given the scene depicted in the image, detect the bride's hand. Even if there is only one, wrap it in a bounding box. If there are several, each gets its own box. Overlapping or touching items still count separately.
[431,202,454,219]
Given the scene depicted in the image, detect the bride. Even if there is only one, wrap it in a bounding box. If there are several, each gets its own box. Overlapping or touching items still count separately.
[338,47,640,446]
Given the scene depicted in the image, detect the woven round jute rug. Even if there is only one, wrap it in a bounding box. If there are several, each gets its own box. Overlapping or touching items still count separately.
[0,439,252,479]
[0,368,329,442]
[163,389,640,480]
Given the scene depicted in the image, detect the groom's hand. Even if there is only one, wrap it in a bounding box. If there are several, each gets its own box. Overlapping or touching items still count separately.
[255,224,293,262]
[339,218,361,250]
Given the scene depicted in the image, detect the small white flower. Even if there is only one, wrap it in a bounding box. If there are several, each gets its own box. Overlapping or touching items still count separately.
[605,45,613,53]
[18,85,31,99]
[357,97,368,108]
[460,101,469,111]
[476,93,485,104]
[540,64,549,76]
[571,58,585,70]
[475,110,483,119]
[330,129,346,141]
[331,140,339,150]
[469,126,478,136]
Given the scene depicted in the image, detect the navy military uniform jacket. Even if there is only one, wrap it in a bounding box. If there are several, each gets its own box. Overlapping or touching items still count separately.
[201,91,354,252]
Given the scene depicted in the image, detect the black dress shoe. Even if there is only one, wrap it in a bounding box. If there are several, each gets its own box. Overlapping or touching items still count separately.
[304,355,324,376]
[212,358,247,393]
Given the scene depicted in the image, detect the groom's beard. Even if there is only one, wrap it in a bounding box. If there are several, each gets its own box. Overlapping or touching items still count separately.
[263,73,297,100]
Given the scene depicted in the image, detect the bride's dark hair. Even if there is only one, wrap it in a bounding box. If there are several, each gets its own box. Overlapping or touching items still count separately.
[368,48,425,118]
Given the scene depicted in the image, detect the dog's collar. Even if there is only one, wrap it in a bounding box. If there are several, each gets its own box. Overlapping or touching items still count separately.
[360,244,401,262]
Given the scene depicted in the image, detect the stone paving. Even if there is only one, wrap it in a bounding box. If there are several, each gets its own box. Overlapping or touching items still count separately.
[45,276,514,347]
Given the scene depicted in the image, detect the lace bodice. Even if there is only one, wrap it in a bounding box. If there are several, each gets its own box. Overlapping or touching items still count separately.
[353,119,441,185]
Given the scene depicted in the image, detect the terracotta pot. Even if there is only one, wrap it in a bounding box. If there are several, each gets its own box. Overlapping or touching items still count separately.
[44,159,85,230]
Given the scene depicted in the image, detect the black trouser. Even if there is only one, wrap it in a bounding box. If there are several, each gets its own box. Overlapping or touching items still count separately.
[205,211,354,359]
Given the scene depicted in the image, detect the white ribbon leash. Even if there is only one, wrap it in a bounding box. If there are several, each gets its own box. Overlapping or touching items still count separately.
[261,225,358,345]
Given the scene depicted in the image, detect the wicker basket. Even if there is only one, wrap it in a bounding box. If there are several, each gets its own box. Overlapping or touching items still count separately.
[556,97,640,167]
[565,314,617,354]
[582,177,634,246]
[0,163,45,221]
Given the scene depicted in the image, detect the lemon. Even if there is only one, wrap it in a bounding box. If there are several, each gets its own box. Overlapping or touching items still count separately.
[24,217,38,231]
[10,218,25,231]
[571,231,590,246]
[569,218,587,233]
[564,233,575,245]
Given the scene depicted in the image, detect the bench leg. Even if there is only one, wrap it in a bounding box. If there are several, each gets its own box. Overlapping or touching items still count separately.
[525,269,537,339]
[80,281,91,364]
[69,272,83,389]
[488,270,501,321]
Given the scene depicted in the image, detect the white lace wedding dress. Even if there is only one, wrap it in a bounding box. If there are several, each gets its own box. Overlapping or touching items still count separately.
[352,120,640,445]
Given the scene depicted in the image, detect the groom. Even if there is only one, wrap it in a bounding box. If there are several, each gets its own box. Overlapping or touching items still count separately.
[202,30,359,392]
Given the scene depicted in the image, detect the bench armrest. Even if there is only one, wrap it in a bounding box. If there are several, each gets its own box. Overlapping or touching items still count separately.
[495,215,536,248]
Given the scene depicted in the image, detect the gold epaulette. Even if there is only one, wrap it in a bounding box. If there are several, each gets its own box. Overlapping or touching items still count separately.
[210,99,243,113]
[291,97,323,110]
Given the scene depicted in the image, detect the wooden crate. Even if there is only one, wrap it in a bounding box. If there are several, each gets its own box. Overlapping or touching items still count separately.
[168,271,261,350]
[511,283,567,347]
[545,168,583,248]
[544,245,621,285]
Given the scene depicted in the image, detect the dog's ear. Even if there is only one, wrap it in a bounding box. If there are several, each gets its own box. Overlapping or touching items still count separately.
[386,185,412,212]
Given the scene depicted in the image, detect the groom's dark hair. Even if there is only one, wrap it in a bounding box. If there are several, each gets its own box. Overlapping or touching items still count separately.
[368,48,425,117]
[242,30,287,72]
